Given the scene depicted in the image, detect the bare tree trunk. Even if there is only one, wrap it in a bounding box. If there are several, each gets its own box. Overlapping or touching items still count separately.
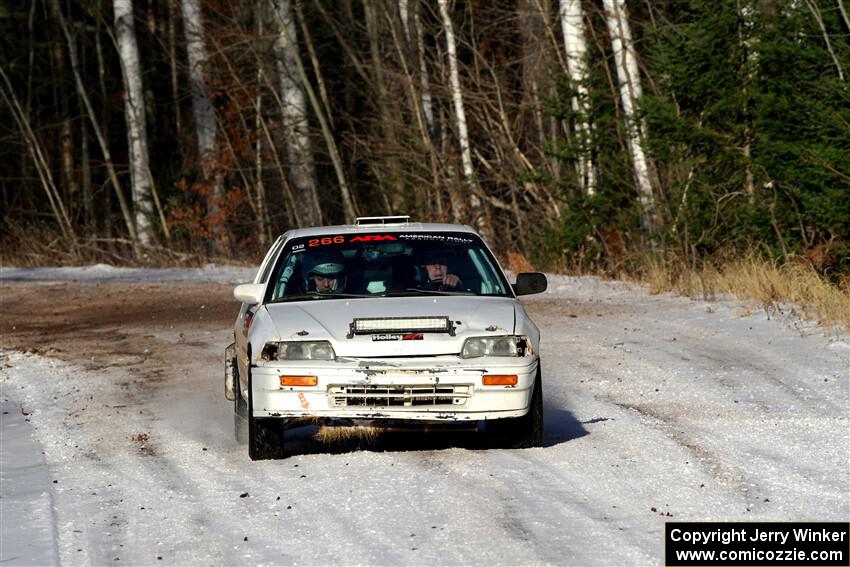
[313,0,370,84]
[93,17,111,239]
[737,0,756,200]
[25,0,35,124]
[519,0,546,149]
[838,0,850,33]
[0,66,76,244]
[294,1,333,130]
[390,0,440,215]
[180,0,225,248]
[100,16,171,242]
[51,0,140,255]
[21,0,37,215]
[95,16,109,121]
[274,0,322,227]
[80,117,93,228]
[254,99,270,246]
[277,0,357,223]
[805,0,845,81]
[50,21,79,212]
[167,0,182,138]
[437,0,490,241]
[364,0,403,211]
[181,0,215,174]
[254,4,270,246]
[415,1,443,220]
[603,0,656,234]
[76,33,93,229]
[412,1,437,146]
[114,0,156,246]
[559,0,596,195]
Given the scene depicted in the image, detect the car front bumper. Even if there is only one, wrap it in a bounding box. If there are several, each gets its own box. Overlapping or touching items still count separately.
[246,357,539,421]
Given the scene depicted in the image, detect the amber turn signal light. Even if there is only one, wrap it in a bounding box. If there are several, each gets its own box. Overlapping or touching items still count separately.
[279,375,318,387]
[482,374,518,386]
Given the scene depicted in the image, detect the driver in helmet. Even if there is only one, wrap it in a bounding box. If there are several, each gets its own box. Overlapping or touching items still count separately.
[418,248,462,291]
[305,250,347,293]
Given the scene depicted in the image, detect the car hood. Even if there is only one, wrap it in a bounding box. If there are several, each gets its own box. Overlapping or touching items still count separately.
[263,296,517,357]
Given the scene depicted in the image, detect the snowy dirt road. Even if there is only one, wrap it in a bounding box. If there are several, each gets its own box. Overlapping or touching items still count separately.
[1,273,847,565]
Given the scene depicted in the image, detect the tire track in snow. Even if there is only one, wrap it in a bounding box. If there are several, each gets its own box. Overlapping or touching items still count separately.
[3,277,847,565]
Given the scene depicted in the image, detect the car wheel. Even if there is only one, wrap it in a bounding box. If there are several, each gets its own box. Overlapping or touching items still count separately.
[488,370,543,449]
[247,365,286,460]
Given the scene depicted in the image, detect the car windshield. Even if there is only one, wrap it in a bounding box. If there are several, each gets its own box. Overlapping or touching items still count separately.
[266,231,511,302]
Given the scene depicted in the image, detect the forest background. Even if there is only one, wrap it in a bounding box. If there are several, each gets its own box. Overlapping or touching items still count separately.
[1,0,848,324]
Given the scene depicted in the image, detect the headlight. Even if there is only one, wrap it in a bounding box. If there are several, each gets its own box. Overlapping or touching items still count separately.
[460,336,532,358]
[260,341,336,361]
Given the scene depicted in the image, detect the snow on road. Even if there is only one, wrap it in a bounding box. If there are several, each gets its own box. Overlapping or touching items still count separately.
[0,400,59,566]
[1,268,847,565]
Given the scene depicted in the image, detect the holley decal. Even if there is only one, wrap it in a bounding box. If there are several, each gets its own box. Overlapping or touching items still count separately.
[371,333,424,341]
[371,334,402,341]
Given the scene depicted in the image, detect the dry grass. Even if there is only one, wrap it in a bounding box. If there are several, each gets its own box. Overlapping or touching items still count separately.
[642,255,850,332]
[0,222,260,268]
[4,221,847,332]
[314,423,383,446]
[507,251,536,273]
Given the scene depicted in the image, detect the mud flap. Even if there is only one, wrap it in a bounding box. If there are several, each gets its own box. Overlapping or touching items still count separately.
[224,342,237,401]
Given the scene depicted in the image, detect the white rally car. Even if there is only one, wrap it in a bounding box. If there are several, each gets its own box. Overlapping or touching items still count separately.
[225,217,547,459]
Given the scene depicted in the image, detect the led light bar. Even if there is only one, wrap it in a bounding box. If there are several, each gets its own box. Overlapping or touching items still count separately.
[349,316,454,337]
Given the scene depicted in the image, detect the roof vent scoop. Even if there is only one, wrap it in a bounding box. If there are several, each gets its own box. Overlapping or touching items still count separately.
[355,215,411,226]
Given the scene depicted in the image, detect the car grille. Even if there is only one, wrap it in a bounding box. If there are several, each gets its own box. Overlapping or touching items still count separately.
[328,384,472,407]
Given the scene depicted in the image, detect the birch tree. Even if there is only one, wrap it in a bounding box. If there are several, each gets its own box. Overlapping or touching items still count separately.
[114,0,156,246]
[254,5,270,246]
[274,0,322,227]
[603,0,656,234]
[559,0,596,194]
[392,0,441,215]
[180,0,224,242]
[399,0,437,144]
[50,0,139,255]
[437,0,490,240]
[738,0,756,199]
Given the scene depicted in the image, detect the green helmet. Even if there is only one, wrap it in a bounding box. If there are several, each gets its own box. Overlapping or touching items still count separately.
[305,249,346,292]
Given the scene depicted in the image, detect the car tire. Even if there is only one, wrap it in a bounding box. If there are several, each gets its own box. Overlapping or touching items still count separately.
[488,369,543,449]
[247,365,286,460]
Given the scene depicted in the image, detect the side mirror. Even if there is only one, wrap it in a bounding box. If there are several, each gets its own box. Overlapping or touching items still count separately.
[513,272,547,296]
[233,283,264,304]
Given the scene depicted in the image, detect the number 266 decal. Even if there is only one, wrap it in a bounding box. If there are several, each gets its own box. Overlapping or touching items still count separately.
[307,235,398,247]
[308,236,345,247]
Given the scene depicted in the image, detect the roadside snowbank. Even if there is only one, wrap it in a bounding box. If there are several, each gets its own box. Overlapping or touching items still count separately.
[0,396,60,567]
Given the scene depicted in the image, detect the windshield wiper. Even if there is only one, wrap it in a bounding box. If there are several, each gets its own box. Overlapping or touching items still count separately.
[272,291,372,302]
